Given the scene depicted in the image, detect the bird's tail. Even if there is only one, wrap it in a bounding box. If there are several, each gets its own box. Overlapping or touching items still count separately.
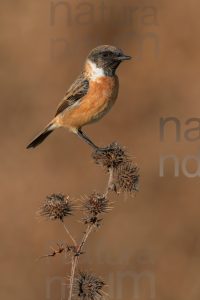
[26,122,56,149]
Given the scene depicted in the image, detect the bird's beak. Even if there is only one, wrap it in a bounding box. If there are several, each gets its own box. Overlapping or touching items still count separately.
[115,55,132,61]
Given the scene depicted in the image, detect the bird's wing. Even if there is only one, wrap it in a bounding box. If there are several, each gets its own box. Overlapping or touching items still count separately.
[55,72,89,116]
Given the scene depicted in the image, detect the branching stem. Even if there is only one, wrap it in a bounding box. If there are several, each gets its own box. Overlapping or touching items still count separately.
[63,223,77,246]
[68,166,114,299]
[68,224,94,300]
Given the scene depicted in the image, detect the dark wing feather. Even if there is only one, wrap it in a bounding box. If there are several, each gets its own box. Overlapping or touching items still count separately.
[55,72,89,116]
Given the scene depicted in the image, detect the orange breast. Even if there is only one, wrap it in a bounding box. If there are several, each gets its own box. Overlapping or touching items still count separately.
[59,75,119,129]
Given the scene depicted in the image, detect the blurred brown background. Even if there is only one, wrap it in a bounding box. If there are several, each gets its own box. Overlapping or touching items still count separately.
[1,0,200,299]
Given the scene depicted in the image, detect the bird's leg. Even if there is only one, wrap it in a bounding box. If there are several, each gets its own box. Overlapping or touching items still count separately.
[76,129,99,150]
[76,129,109,151]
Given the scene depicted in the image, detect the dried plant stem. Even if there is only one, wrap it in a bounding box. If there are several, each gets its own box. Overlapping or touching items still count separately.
[105,168,114,197]
[68,168,114,299]
[63,223,77,246]
[78,224,94,253]
[68,258,76,300]
[68,224,94,300]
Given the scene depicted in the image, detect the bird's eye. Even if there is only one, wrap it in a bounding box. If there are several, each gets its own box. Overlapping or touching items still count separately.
[102,52,109,58]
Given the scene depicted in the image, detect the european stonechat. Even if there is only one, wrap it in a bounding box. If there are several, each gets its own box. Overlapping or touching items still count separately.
[27,45,131,150]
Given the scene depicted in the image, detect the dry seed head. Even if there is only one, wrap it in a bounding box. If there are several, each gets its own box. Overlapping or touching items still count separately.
[38,193,73,221]
[92,142,130,170]
[73,271,105,300]
[83,192,110,215]
[114,163,139,194]
[82,192,110,226]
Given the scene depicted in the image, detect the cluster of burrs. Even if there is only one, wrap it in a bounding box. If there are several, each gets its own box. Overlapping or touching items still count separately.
[38,143,139,300]
[92,142,139,194]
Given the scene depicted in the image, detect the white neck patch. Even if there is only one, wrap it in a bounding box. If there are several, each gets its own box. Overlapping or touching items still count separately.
[87,60,105,80]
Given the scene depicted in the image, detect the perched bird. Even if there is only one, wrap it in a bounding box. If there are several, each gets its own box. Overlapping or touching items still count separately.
[27,45,131,150]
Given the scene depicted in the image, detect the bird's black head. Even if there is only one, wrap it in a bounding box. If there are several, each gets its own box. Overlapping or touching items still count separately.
[87,45,131,76]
